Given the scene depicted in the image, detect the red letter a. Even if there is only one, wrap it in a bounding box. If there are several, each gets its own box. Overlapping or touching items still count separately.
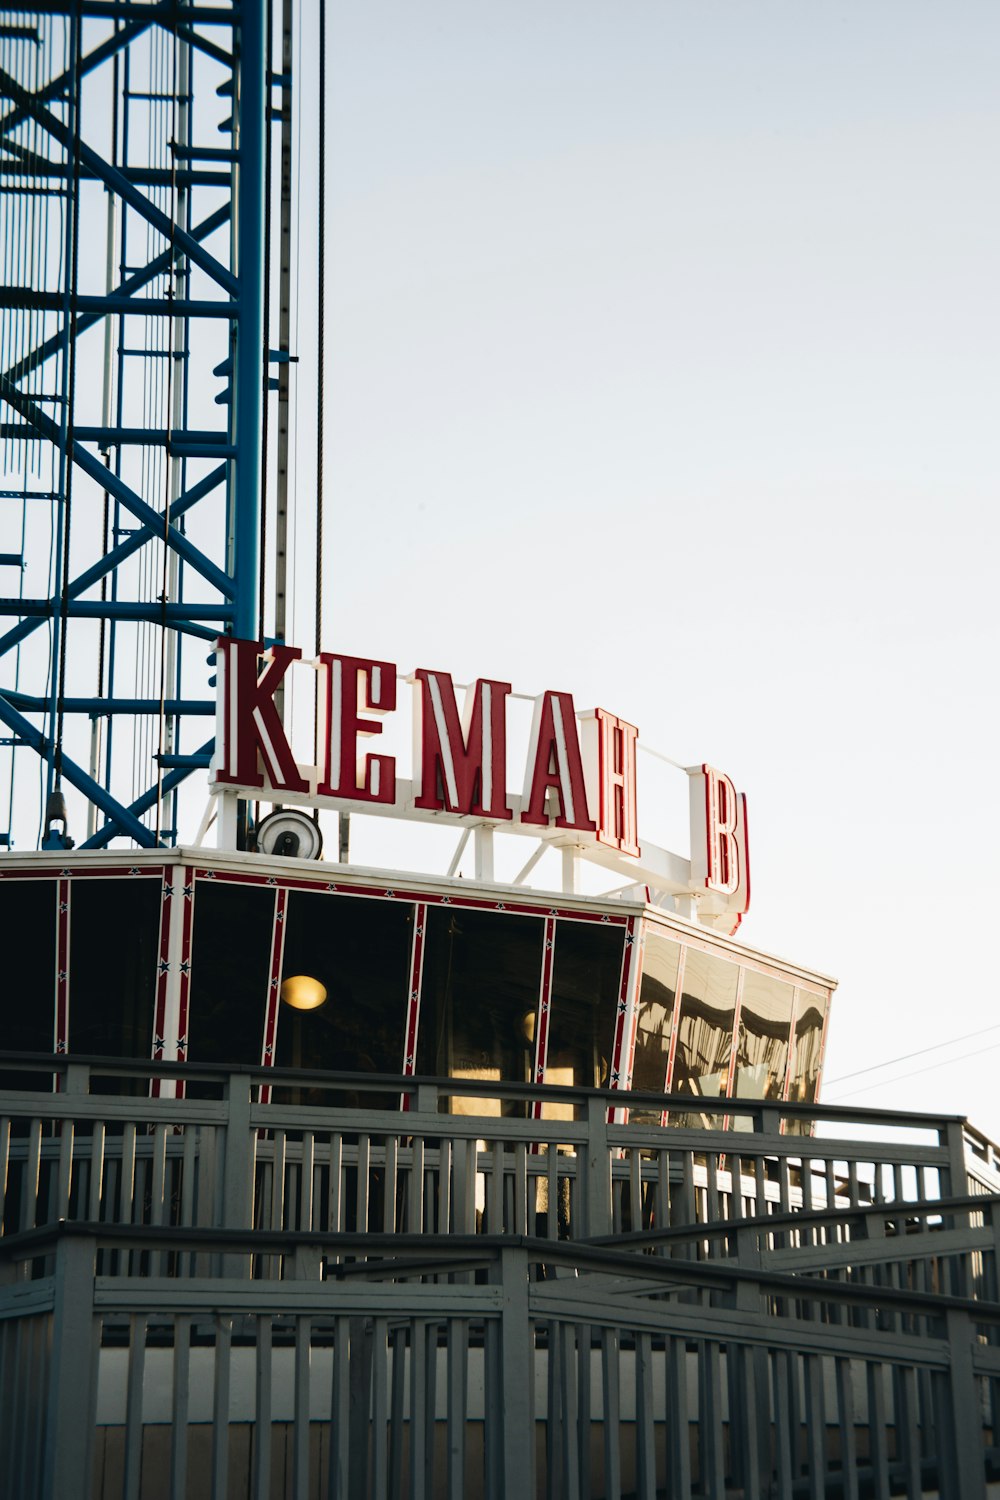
[521,691,596,831]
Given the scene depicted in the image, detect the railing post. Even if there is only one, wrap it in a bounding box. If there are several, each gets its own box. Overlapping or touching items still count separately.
[944,1120,970,1198]
[946,1307,987,1500]
[584,1095,612,1238]
[42,1233,97,1500]
[499,1245,534,1497]
[222,1073,254,1273]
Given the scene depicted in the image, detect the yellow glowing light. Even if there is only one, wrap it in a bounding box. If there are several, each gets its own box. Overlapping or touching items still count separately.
[280,974,328,1011]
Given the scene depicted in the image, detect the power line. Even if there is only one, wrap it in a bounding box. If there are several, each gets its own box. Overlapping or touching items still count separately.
[826,1038,1000,1103]
[824,1020,1000,1087]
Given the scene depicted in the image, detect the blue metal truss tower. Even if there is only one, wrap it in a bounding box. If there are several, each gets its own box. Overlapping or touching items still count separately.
[0,0,269,850]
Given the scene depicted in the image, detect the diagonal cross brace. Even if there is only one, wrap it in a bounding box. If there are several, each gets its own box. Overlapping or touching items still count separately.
[0,18,151,141]
[81,737,216,850]
[3,201,231,387]
[0,464,228,659]
[0,378,234,599]
[0,64,238,298]
[0,691,159,847]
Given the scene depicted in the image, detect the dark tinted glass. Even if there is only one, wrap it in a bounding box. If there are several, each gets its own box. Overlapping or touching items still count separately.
[630,929,680,1122]
[187,879,275,1065]
[669,947,739,1106]
[69,878,158,1060]
[0,878,57,1086]
[417,907,544,1115]
[733,970,794,1102]
[275,891,412,1076]
[542,921,625,1119]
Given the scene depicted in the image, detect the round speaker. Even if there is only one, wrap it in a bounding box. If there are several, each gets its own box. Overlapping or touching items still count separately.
[254,808,323,861]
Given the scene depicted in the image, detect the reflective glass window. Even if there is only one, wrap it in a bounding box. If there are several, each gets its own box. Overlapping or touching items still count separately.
[417,907,544,1115]
[669,946,739,1102]
[630,928,680,1123]
[541,920,626,1120]
[187,880,275,1066]
[69,878,158,1061]
[733,970,795,1102]
[788,991,829,1104]
[275,891,412,1078]
[0,878,57,1087]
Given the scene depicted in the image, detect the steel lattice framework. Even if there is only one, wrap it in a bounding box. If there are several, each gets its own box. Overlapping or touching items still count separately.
[0,0,267,850]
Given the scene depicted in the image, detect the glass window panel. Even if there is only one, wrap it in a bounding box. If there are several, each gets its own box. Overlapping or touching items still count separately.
[629,928,680,1124]
[0,878,57,1088]
[669,946,739,1105]
[542,921,626,1121]
[788,992,829,1105]
[275,892,412,1084]
[417,907,544,1116]
[187,880,275,1067]
[733,970,795,1102]
[69,878,159,1062]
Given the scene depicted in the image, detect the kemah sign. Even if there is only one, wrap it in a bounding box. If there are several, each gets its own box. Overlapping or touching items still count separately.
[210,638,749,928]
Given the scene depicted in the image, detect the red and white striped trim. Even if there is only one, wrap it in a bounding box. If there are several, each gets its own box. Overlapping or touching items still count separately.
[54,877,70,1060]
[529,915,558,1133]
[400,901,428,1111]
[150,875,174,1097]
[190,867,629,926]
[173,876,195,1096]
[607,914,638,1123]
[258,885,289,1104]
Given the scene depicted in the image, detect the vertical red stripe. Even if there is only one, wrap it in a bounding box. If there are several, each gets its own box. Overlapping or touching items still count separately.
[174,871,194,1096]
[607,916,636,1123]
[661,946,688,1126]
[150,876,174,1097]
[812,995,831,1108]
[530,916,558,1131]
[259,886,289,1104]
[400,902,428,1112]
[722,966,746,1132]
[54,877,70,1056]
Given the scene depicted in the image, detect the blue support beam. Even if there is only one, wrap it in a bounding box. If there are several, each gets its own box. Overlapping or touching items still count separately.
[0,463,227,657]
[0,376,236,597]
[0,693,160,847]
[1,203,231,386]
[0,63,238,294]
[5,691,214,716]
[0,1,268,849]
[233,0,266,641]
[0,601,231,623]
[80,738,216,850]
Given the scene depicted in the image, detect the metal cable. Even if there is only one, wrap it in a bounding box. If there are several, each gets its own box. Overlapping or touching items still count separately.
[316,0,326,660]
[314,0,326,784]
[52,10,83,790]
[155,21,181,844]
[258,0,274,643]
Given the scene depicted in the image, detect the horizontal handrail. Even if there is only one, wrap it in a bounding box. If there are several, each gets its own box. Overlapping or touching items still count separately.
[4,1219,1000,1326]
[583,1190,1000,1250]
[0,1049,982,1133]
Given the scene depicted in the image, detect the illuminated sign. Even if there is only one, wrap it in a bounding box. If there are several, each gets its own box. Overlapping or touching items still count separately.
[211,637,750,927]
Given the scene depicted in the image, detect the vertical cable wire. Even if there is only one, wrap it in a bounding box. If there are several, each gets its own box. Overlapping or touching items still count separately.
[52,9,83,793]
[314,0,326,772]
[155,21,181,845]
[258,0,274,644]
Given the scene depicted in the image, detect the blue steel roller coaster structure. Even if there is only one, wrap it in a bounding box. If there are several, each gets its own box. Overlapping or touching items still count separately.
[0,0,289,852]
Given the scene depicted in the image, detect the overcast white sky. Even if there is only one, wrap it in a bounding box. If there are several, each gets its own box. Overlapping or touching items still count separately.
[311,2,1000,1133]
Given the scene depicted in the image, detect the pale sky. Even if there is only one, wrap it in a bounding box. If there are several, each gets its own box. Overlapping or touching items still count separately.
[311,2,1000,1132]
[3,3,999,1136]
